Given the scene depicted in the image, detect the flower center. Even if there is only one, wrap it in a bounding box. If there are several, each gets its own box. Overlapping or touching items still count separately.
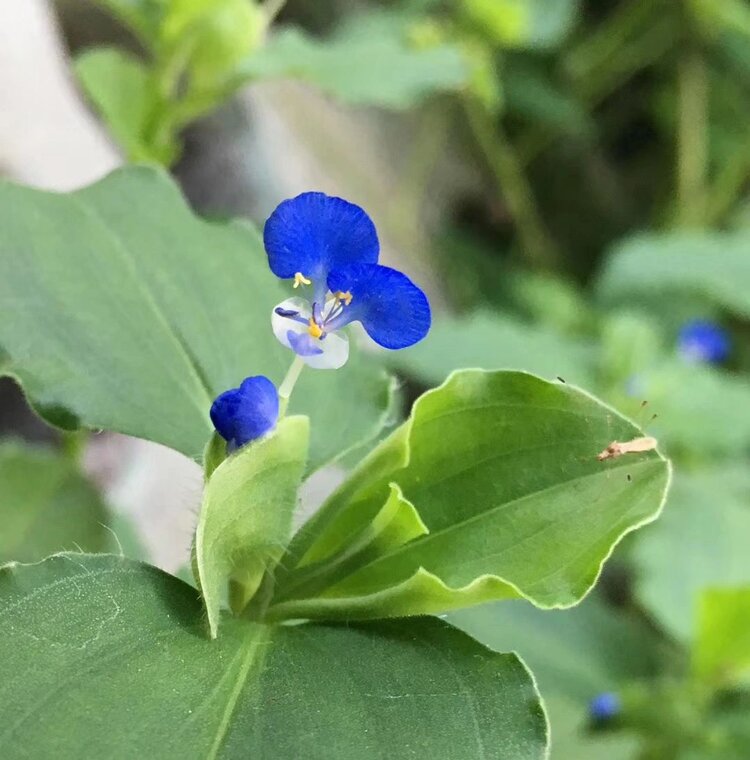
[308,317,324,339]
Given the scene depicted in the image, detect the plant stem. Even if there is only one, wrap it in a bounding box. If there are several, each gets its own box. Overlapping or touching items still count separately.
[278,355,305,416]
[676,49,709,227]
[463,97,559,271]
[60,430,88,464]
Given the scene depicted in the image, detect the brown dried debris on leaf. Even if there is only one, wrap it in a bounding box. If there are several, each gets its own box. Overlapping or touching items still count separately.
[596,436,658,461]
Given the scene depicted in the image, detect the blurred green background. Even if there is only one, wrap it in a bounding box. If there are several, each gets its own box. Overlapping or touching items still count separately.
[2,1,750,757]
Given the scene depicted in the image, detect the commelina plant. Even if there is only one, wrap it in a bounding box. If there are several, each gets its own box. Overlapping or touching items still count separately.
[0,168,670,759]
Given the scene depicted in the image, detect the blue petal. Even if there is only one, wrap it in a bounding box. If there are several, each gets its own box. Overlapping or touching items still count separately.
[326,263,431,350]
[210,376,279,449]
[263,192,379,283]
[677,320,730,364]
[287,330,324,357]
[589,692,620,721]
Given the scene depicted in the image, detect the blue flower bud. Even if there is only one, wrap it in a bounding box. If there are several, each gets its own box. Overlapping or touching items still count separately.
[210,376,279,450]
[678,320,730,364]
[589,691,621,721]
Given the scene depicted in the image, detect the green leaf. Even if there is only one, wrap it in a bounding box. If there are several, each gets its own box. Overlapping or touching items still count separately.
[0,441,108,563]
[694,586,750,687]
[389,312,598,388]
[75,48,161,163]
[449,595,663,760]
[91,0,166,47]
[597,231,750,319]
[238,13,468,109]
[268,370,671,621]
[461,0,578,49]
[163,0,267,88]
[0,554,549,759]
[195,416,309,638]
[633,466,750,642]
[631,361,750,457]
[0,167,394,472]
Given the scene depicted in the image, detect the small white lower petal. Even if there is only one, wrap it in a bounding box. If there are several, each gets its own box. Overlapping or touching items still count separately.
[271,297,349,369]
[272,297,312,350]
[304,330,349,370]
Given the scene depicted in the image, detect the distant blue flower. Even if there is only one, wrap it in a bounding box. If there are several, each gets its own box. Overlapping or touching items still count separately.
[678,320,730,364]
[210,376,279,450]
[589,692,621,722]
[265,192,431,369]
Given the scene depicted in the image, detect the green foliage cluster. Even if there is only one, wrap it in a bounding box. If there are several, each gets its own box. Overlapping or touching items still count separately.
[0,168,670,756]
[1,0,750,756]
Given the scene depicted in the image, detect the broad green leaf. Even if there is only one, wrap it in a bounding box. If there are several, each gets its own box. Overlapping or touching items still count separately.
[0,554,549,759]
[450,595,663,760]
[597,232,750,319]
[268,370,671,620]
[693,586,750,687]
[0,441,108,563]
[237,13,468,109]
[0,167,394,472]
[195,416,309,638]
[75,48,160,163]
[389,312,597,387]
[633,467,750,642]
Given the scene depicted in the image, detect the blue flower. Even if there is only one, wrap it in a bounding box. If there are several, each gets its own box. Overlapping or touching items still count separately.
[589,692,621,722]
[265,192,431,369]
[210,376,279,450]
[678,320,730,364]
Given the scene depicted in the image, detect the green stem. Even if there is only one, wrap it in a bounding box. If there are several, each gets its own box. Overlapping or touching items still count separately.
[566,0,657,85]
[60,430,88,465]
[676,50,709,227]
[463,97,559,270]
[278,355,305,417]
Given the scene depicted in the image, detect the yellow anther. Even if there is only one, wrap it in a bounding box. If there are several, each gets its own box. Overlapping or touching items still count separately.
[335,290,353,306]
[293,272,312,289]
[308,318,324,339]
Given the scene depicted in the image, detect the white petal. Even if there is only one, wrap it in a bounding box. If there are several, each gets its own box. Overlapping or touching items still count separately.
[272,297,312,351]
[304,330,349,370]
[271,297,349,370]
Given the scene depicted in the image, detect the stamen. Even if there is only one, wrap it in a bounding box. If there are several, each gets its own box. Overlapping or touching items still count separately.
[308,318,324,339]
[275,307,299,318]
[335,290,353,306]
[293,272,312,289]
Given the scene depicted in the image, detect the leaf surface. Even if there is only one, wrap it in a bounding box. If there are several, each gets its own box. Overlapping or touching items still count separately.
[0,441,108,563]
[0,554,549,760]
[694,586,750,688]
[269,370,671,620]
[0,167,393,471]
[239,12,467,108]
[633,466,750,642]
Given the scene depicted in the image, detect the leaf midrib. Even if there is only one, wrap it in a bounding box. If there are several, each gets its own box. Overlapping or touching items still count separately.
[206,624,271,760]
